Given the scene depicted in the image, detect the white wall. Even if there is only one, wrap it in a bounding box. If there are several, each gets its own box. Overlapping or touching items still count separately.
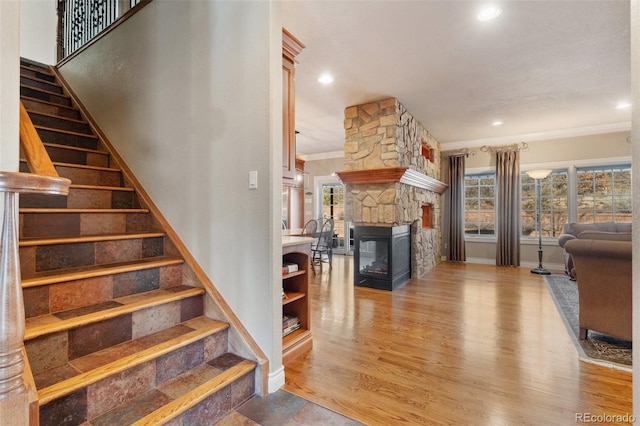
[58,1,284,385]
[1,0,20,171]
[20,0,56,64]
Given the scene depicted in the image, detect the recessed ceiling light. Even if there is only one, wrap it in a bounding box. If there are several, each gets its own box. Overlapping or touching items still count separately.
[492,120,503,126]
[318,73,334,84]
[478,6,502,21]
[615,102,632,110]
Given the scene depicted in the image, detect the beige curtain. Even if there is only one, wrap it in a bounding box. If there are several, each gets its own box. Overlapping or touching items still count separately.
[447,155,466,261]
[496,150,520,266]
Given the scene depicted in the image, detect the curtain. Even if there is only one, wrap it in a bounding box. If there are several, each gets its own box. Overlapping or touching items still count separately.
[495,150,520,266]
[447,155,466,261]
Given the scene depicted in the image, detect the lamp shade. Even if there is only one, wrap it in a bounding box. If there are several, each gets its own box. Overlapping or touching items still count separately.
[526,169,552,180]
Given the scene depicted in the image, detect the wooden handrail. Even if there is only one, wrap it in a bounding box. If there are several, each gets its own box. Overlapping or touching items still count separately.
[0,172,69,424]
[19,101,59,178]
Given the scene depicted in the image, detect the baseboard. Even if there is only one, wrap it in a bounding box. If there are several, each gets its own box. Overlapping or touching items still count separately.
[268,365,285,393]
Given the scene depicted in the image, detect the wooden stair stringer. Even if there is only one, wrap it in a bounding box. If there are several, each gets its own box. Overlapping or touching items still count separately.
[37,319,230,406]
[52,66,270,395]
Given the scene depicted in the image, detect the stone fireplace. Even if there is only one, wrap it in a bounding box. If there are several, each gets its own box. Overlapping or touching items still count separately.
[336,98,447,287]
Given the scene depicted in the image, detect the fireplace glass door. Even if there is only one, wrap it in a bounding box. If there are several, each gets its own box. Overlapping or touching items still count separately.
[358,237,389,277]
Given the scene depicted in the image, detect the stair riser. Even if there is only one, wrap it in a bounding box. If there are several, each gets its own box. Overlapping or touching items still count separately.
[20,211,150,238]
[21,98,80,120]
[20,76,63,94]
[29,112,91,134]
[20,66,56,82]
[19,162,122,187]
[36,327,238,426]
[20,86,71,107]
[20,187,135,209]
[44,145,110,167]
[36,128,98,150]
[20,236,165,278]
[23,263,183,318]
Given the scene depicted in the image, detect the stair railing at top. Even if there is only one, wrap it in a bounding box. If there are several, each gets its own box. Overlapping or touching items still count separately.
[56,0,149,62]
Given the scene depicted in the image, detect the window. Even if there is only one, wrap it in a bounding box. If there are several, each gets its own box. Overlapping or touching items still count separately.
[521,170,568,238]
[576,165,632,223]
[464,173,495,235]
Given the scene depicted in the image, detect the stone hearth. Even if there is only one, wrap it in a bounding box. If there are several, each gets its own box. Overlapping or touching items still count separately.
[337,97,447,279]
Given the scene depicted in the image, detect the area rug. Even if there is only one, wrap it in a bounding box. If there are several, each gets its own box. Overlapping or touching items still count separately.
[544,274,632,370]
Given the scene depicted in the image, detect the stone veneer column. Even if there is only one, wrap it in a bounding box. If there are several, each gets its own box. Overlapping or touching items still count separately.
[343,97,444,278]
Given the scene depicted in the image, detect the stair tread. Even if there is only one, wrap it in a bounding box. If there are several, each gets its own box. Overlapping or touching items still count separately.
[33,124,97,138]
[21,95,78,112]
[21,62,54,75]
[21,74,63,88]
[25,285,203,341]
[25,109,85,124]
[20,232,165,247]
[22,256,182,287]
[44,142,108,155]
[131,358,256,426]
[20,85,69,98]
[21,159,120,173]
[36,317,230,405]
[20,207,148,213]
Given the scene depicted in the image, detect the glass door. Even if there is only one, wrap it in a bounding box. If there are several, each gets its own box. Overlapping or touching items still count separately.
[318,182,353,255]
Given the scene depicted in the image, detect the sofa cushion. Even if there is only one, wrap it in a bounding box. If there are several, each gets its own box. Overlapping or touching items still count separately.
[569,221,616,234]
[615,222,632,233]
[578,230,632,241]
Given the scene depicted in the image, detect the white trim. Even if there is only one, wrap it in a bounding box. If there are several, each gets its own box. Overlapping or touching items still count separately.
[299,150,344,162]
[268,365,285,393]
[442,122,631,150]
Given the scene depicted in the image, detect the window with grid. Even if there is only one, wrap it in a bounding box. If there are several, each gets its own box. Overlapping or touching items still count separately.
[464,173,495,235]
[576,165,632,223]
[521,170,568,238]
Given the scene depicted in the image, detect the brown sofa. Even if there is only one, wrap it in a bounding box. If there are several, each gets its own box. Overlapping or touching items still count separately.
[563,239,632,342]
[557,222,631,278]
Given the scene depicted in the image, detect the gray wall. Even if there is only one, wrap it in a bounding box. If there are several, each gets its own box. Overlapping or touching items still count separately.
[57,1,285,387]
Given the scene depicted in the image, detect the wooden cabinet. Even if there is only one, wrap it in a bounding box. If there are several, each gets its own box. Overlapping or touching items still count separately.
[282,28,304,181]
[282,236,314,363]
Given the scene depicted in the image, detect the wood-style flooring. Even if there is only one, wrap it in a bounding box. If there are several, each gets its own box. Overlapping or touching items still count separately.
[283,257,632,425]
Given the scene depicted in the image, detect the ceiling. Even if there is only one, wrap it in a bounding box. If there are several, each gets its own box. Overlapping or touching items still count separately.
[281,1,631,157]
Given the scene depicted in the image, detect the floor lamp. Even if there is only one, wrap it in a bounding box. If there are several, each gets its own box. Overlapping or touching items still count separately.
[526,169,552,275]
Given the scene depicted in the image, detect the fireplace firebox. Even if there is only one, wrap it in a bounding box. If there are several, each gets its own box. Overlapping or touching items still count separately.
[353,225,411,290]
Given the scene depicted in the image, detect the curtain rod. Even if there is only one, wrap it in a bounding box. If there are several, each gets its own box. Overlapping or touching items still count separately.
[480,141,528,153]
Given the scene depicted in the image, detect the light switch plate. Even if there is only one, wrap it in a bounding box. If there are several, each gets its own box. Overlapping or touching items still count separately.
[249,170,258,189]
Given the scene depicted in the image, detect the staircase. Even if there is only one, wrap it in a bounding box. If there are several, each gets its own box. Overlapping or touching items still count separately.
[18,59,259,425]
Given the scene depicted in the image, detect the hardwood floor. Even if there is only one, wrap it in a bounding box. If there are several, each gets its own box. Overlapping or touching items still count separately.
[283,256,632,425]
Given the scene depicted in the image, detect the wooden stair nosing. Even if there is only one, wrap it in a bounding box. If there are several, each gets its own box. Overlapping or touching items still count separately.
[19,231,166,247]
[25,286,204,341]
[20,159,120,173]
[33,124,98,139]
[20,95,79,113]
[19,208,149,214]
[44,142,109,156]
[70,183,135,192]
[25,109,87,125]
[37,320,231,406]
[21,256,183,288]
[131,360,257,426]
[53,161,120,173]
[20,62,54,75]
[20,84,69,99]
[20,74,63,89]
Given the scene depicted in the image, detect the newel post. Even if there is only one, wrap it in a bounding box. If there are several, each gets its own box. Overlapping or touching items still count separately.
[0,172,70,424]
[0,190,28,423]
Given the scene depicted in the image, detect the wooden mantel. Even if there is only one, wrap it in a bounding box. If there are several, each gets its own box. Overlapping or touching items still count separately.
[335,167,448,194]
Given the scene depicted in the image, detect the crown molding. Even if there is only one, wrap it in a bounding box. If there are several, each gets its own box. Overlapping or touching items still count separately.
[441,122,631,151]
